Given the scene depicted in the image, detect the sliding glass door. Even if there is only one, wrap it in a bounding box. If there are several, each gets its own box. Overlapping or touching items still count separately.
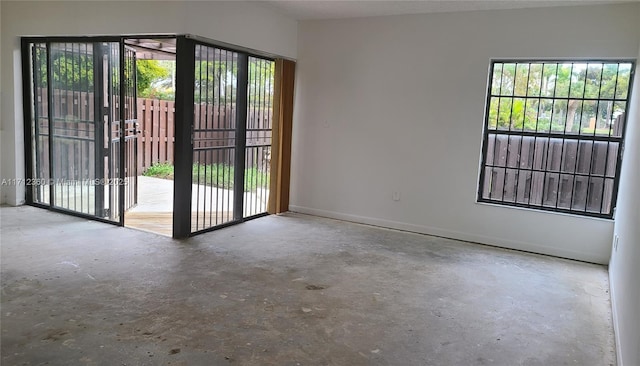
[23,39,135,223]
[173,37,275,237]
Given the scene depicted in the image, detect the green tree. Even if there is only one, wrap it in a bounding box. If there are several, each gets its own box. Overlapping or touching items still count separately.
[137,60,171,98]
[489,62,632,135]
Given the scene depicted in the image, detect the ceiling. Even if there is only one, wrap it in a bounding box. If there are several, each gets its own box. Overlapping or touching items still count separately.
[262,0,638,20]
[126,38,176,60]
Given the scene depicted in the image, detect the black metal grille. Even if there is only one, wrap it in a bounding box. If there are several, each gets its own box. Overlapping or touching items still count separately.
[191,45,239,232]
[478,60,635,218]
[26,41,124,222]
[190,45,275,233]
[244,57,274,218]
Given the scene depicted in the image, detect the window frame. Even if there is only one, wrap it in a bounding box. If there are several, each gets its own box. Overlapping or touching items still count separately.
[477,59,636,219]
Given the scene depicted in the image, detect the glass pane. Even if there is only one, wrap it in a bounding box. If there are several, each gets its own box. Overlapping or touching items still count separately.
[529,171,545,205]
[569,63,588,99]
[586,177,604,212]
[601,179,615,214]
[487,97,499,129]
[107,42,122,222]
[554,63,572,98]
[490,167,505,201]
[523,98,539,132]
[558,174,575,209]
[516,170,532,204]
[590,141,608,176]
[511,98,526,130]
[537,99,554,133]
[481,167,493,200]
[561,140,578,173]
[514,63,529,97]
[542,172,559,207]
[605,143,619,178]
[506,136,522,168]
[610,102,627,137]
[599,63,619,99]
[493,135,509,167]
[503,168,518,202]
[49,42,120,222]
[551,99,568,133]
[244,56,274,218]
[595,100,614,137]
[578,100,597,135]
[532,138,548,171]
[584,63,603,99]
[575,141,593,175]
[500,63,516,95]
[491,63,503,95]
[519,136,535,169]
[30,43,51,205]
[497,97,512,130]
[527,63,543,97]
[485,134,496,166]
[615,63,632,100]
[545,138,563,172]
[571,176,588,211]
[541,64,558,98]
[192,45,239,232]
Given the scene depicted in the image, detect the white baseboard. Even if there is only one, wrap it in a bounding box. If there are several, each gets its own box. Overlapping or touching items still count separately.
[608,267,623,366]
[288,205,608,264]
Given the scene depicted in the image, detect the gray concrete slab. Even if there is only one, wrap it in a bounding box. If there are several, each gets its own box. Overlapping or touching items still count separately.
[0,206,615,365]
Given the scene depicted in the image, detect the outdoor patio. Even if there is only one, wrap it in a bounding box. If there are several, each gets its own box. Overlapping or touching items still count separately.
[124,176,269,236]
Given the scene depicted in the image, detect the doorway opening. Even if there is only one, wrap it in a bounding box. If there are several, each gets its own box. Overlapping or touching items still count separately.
[122,38,177,236]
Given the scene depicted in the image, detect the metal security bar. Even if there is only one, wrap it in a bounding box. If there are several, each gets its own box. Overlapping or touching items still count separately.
[23,40,126,223]
[105,42,122,221]
[244,57,274,218]
[191,44,240,232]
[123,46,138,211]
[27,43,51,205]
[478,60,635,218]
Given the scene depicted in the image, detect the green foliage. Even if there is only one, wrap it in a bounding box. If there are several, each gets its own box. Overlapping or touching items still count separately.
[244,167,270,192]
[192,163,269,192]
[194,60,236,103]
[34,46,95,91]
[137,60,172,99]
[144,162,269,192]
[143,162,174,179]
[248,59,275,107]
[489,62,632,134]
[193,58,274,106]
[193,163,234,190]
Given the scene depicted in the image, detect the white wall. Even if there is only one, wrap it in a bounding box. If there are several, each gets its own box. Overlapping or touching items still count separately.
[291,3,640,264]
[610,43,640,366]
[0,0,297,205]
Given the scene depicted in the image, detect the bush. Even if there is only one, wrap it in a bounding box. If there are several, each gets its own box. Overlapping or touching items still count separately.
[144,163,269,192]
[192,164,269,192]
[143,162,174,179]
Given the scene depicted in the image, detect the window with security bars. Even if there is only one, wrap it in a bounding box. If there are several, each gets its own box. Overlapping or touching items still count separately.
[478,60,635,218]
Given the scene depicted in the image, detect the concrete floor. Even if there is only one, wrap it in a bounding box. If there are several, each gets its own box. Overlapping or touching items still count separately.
[1,206,615,365]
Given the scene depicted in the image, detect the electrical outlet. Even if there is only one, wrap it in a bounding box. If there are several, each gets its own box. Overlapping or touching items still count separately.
[392,191,401,201]
[613,235,619,251]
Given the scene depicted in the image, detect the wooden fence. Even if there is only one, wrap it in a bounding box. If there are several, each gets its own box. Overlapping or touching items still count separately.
[481,114,625,215]
[137,98,175,172]
[137,98,273,172]
[30,88,272,194]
